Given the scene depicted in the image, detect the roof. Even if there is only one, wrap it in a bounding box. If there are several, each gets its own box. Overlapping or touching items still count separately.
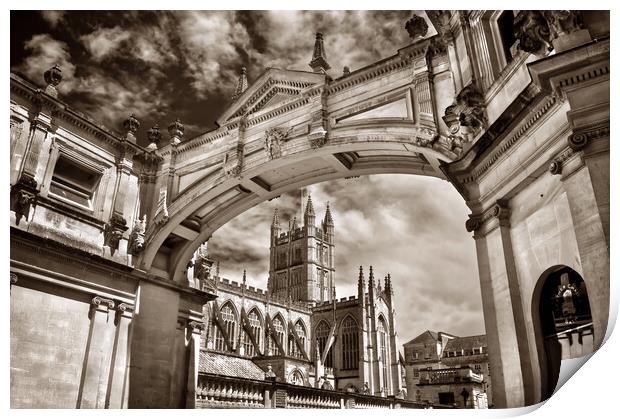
[443,335,487,353]
[403,330,439,346]
[199,350,266,380]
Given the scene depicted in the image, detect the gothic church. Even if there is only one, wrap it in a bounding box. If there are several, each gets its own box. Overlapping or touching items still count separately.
[192,193,405,397]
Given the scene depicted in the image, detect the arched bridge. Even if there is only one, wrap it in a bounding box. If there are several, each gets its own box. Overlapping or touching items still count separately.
[138,38,465,283]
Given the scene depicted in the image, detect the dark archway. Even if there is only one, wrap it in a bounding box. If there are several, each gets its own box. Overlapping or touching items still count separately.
[533,265,593,401]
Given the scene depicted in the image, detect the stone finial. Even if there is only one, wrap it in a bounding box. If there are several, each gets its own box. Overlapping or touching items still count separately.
[309,32,331,73]
[369,265,374,282]
[304,194,316,226]
[123,113,140,136]
[405,14,429,39]
[343,66,351,76]
[168,118,184,145]
[147,124,162,150]
[232,67,248,101]
[242,269,247,286]
[43,64,62,98]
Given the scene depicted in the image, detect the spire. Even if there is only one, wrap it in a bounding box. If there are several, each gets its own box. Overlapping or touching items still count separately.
[309,32,331,73]
[291,216,299,231]
[232,67,248,101]
[323,202,334,227]
[304,194,316,226]
[358,266,366,299]
[369,266,374,285]
[271,207,280,227]
[386,273,394,295]
[242,270,247,286]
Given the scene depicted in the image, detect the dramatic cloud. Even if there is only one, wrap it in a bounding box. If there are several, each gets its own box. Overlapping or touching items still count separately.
[11,11,484,344]
[208,175,485,344]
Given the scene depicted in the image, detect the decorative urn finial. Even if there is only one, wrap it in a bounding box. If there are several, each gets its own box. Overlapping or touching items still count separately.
[43,64,62,97]
[147,123,162,150]
[123,114,140,142]
[168,118,185,145]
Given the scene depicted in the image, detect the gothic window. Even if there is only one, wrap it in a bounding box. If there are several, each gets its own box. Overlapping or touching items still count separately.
[243,309,262,357]
[292,247,302,265]
[289,320,307,359]
[268,315,285,356]
[215,302,237,353]
[49,154,101,210]
[341,316,359,370]
[316,320,333,368]
[378,316,389,388]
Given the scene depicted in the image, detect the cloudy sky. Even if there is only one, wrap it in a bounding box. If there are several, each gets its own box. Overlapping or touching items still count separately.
[10,10,484,344]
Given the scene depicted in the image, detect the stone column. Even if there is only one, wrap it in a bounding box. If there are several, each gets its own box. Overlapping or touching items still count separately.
[128,280,181,408]
[78,296,117,409]
[467,201,535,408]
[127,279,212,408]
[106,303,134,408]
[186,321,204,408]
[559,129,610,349]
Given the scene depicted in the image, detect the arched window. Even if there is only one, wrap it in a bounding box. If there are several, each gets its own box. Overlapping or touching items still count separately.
[378,316,389,388]
[243,309,262,357]
[341,316,359,370]
[215,302,237,353]
[268,315,285,355]
[289,320,307,359]
[316,321,333,368]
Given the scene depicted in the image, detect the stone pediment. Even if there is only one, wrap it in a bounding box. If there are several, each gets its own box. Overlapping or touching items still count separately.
[217,68,325,126]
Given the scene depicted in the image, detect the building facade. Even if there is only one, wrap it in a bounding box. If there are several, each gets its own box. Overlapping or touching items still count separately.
[403,331,491,408]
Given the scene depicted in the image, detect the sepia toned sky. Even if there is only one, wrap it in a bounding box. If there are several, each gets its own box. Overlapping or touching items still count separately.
[10,10,484,344]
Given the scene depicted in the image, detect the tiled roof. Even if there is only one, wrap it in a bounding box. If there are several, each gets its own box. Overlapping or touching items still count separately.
[443,335,487,352]
[199,350,266,381]
[403,330,439,346]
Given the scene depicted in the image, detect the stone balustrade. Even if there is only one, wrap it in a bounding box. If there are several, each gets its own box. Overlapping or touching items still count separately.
[197,373,434,409]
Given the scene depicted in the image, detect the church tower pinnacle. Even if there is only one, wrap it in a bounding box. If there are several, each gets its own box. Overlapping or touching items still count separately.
[309,32,331,73]
[304,194,316,227]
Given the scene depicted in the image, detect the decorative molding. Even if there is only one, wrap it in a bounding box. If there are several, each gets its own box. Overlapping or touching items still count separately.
[461,94,558,184]
[264,126,292,160]
[549,147,575,175]
[568,123,610,152]
[514,11,585,56]
[10,272,18,285]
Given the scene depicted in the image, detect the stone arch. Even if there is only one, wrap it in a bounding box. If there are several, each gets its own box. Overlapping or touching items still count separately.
[137,127,459,284]
[315,319,334,367]
[268,312,287,356]
[531,264,593,401]
[289,318,308,359]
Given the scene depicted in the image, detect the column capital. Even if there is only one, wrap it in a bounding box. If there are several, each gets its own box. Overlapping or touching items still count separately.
[91,295,116,312]
[466,199,510,235]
